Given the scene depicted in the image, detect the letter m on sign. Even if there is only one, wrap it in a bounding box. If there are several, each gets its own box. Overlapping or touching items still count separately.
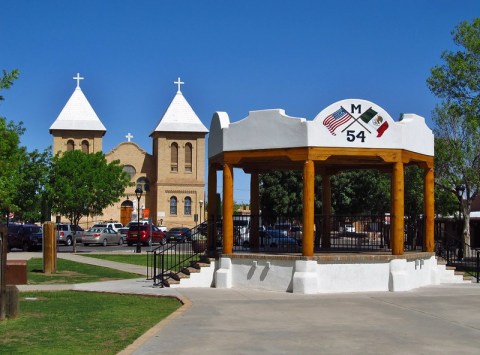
[351,104,361,114]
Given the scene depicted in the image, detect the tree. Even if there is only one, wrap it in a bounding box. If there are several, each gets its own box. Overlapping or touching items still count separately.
[13,148,52,223]
[0,69,24,220]
[260,169,391,223]
[0,69,19,101]
[260,170,306,225]
[431,106,480,245]
[427,19,480,119]
[47,150,131,250]
[331,170,390,215]
[427,18,480,246]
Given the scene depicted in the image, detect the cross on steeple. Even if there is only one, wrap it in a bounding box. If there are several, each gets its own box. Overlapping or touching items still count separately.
[126,133,133,142]
[174,77,184,93]
[73,73,84,88]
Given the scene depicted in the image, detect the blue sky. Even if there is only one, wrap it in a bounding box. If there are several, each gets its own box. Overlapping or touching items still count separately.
[1,1,478,203]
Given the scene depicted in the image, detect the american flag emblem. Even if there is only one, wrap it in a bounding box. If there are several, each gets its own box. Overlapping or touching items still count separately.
[323,107,353,135]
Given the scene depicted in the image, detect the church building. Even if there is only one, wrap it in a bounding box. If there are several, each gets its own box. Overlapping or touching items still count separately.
[49,74,208,229]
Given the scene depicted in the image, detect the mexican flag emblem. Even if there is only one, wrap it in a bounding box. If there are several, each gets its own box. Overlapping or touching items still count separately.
[359,108,389,138]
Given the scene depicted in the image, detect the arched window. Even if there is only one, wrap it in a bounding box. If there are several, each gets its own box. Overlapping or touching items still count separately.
[136,177,150,192]
[81,140,89,153]
[170,196,177,215]
[122,165,136,181]
[184,196,192,215]
[67,140,75,151]
[171,142,178,172]
[185,143,192,172]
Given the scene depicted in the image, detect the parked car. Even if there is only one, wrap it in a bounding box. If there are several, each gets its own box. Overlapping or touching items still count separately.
[260,229,300,248]
[118,227,129,243]
[82,227,123,246]
[126,225,166,246]
[7,223,43,251]
[56,223,84,246]
[126,220,150,228]
[166,227,192,243]
[92,222,123,232]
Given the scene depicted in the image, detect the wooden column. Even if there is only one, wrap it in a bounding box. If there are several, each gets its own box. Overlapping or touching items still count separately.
[250,172,260,249]
[321,174,331,248]
[391,162,404,255]
[302,160,315,256]
[222,163,234,254]
[43,222,57,273]
[207,163,217,254]
[424,167,434,252]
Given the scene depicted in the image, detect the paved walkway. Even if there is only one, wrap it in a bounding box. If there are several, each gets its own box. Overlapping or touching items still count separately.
[10,252,480,354]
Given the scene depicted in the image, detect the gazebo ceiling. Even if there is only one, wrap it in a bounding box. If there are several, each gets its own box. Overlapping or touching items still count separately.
[210,146,433,174]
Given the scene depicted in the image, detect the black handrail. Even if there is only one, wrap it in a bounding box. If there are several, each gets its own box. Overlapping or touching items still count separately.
[147,225,206,287]
[435,230,479,283]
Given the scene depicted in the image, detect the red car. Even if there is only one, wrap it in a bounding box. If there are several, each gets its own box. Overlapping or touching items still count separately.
[126,225,166,246]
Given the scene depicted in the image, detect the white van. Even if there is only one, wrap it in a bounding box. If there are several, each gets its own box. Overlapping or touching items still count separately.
[92,222,124,232]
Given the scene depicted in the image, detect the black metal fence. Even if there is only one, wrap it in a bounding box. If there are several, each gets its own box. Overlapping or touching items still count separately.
[213,214,426,253]
[435,222,480,283]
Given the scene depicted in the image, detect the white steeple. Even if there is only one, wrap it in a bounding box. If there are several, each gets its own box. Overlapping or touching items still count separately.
[49,73,106,133]
[150,78,208,134]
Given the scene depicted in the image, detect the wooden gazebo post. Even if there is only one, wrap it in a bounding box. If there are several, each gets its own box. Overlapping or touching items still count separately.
[424,166,435,252]
[222,163,234,254]
[391,161,405,255]
[302,160,315,256]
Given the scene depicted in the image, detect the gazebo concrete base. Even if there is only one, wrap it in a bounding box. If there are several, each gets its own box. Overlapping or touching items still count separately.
[213,252,467,294]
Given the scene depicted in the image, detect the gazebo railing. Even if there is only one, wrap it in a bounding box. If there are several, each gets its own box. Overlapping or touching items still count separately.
[212,214,425,253]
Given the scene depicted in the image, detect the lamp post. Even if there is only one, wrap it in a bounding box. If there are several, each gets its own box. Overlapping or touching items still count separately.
[199,200,203,225]
[455,185,465,260]
[135,187,143,253]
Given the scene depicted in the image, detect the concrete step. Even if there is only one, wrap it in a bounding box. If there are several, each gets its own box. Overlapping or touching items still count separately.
[163,278,180,287]
[160,257,213,287]
[435,258,471,284]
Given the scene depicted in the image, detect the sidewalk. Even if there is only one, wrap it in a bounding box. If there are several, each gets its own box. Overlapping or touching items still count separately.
[11,252,480,354]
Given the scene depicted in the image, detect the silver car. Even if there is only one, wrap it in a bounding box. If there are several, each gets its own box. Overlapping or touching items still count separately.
[82,227,123,246]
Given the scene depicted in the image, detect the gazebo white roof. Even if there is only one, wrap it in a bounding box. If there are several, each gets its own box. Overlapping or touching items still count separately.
[151,78,208,134]
[209,99,434,159]
[49,73,106,133]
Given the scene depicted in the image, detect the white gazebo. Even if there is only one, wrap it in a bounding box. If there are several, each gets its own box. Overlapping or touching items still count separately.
[204,99,460,294]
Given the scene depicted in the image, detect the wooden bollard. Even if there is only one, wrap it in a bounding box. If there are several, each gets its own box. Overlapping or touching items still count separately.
[6,285,18,319]
[43,222,57,273]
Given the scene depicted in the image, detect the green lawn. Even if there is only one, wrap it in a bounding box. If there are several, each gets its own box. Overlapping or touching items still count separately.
[27,258,141,284]
[0,291,181,354]
[83,253,203,272]
[83,253,149,266]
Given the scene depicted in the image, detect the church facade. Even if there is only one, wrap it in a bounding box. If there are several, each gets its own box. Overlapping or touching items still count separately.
[49,74,208,229]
